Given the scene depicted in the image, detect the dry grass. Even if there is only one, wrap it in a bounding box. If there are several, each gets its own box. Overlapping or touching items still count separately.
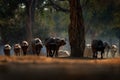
[0,56,120,80]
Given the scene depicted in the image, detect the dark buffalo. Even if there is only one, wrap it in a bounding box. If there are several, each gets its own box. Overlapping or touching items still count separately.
[21,41,29,55]
[31,38,43,56]
[91,40,105,59]
[3,44,11,56]
[45,37,66,57]
[14,44,21,56]
[45,37,57,57]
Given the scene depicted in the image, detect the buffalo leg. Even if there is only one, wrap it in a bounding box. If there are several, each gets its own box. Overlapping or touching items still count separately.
[55,50,58,57]
[49,50,54,57]
[93,51,97,58]
[101,51,104,59]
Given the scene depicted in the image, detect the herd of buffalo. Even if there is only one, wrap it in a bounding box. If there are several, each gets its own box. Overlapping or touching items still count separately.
[91,40,118,58]
[2,37,118,59]
[3,37,66,57]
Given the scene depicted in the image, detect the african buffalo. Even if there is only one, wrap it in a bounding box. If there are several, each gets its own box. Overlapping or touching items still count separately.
[31,38,43,56]
[14,44,21,56]
[111,45,118,57]
[21,41,29,55]
[91,40,105,59]
[4,44,11,56]
[103,42,111,58]
[45,37,66,57]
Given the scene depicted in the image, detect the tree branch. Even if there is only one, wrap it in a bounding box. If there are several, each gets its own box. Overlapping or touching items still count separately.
[49,0,69,13]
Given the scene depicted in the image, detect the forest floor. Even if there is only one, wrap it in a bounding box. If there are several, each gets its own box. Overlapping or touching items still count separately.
[0,56,120,80]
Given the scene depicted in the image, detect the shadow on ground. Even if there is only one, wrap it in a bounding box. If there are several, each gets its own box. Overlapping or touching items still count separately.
[0,56,120,80]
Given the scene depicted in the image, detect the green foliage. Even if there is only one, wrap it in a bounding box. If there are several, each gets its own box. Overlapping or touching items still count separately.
[82,0,120,40]
[34,8,69,40]
[0,0,120,44]
[0,0,19,19]
[0,0,26,44]
[1,25,26,44]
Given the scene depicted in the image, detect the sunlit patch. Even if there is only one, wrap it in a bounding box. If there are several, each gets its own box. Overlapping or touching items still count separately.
[19,3,25,8]
[44,8,48,11]
[0,56,120,65]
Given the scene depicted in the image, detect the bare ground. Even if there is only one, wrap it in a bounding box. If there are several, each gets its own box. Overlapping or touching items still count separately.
[0,56,120,80]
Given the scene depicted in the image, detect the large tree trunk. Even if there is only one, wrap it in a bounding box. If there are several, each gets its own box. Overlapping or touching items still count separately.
[69,0,85,57]
[118,39,120,56]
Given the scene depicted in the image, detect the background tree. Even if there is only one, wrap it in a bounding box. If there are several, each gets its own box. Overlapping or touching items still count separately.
[24,0,35,43]
[24,0,45,42]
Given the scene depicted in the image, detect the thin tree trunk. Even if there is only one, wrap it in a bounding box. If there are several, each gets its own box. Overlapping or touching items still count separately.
[69,0,85,57]
[25,0,34,43]
[31,0,37,32]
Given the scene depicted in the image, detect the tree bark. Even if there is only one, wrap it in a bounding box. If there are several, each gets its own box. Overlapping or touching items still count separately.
[69,0,85,57]
[25,0,35,43]
[118,39,120,56]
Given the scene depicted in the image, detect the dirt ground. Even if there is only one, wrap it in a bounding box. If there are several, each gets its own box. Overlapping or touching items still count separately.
[0,56,120,80]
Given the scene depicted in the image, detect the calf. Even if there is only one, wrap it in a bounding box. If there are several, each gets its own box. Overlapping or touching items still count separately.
[45,37,66,57]
[14,44,21,56]
[21,41,29,55]
[4,44,11,56]
[31,38,43,56]
[58,50,70,57]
